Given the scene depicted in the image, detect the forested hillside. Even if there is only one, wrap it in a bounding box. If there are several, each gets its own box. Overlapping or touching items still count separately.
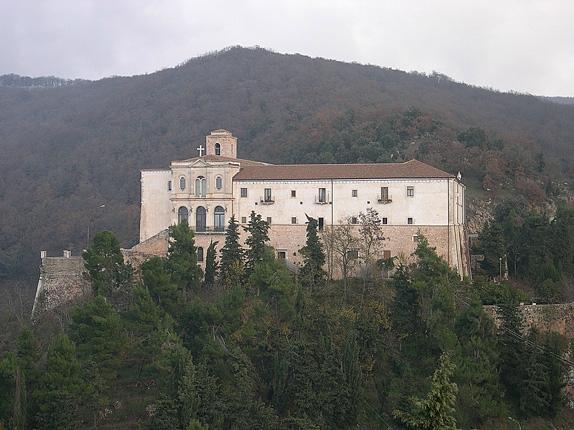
[1,46,573,291]
[2,218,573,429]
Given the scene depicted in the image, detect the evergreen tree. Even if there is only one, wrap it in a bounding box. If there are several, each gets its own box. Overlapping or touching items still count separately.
[152,345,221,430]
[394,353,458,430]
[390,264,420,340]
[204,240,218,288]
[83,231,132,296]
[219,216,244,288]
[69,296,125,381]
[244,211,270,275]
[142,256,182,313]
[454,303,505,427]
[32,336,84,430]
[249,247,296,311]
[541,332,566,417]
[299,215,326,290]
[478,222,506,278]
[520,332,551,417]
[497,300,526,407]
[167,221,203,291]
[124,286,175,379]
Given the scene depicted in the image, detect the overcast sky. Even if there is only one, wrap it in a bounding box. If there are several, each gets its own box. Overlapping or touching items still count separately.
[1,0,573,96]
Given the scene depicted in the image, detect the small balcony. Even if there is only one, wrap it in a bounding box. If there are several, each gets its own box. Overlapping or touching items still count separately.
[377,196,393,204]
[260,198,275,205]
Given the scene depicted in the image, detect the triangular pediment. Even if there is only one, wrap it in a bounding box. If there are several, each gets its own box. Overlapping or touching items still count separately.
[189,158,211,167]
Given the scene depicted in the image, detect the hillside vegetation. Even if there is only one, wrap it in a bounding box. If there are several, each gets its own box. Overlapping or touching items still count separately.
[1,216,573,429]
[1,46,573,289]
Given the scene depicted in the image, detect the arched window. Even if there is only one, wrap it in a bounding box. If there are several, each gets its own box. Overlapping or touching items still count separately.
[197,247,204,262]
[177,206,189,224]
[196,206,206,232]
[215,176,223,190]
[214,206,225,231]
[195,176,206,197]
[179,176,186,191]
[215,143,221,155]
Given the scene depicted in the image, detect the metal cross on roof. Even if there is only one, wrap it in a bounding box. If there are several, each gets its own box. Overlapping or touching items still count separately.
[197,145,205,157]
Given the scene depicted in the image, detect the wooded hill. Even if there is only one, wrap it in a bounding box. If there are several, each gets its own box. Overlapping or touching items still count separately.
[1,46,573,284]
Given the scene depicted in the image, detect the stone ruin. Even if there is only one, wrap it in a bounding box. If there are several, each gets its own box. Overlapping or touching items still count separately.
[32,230,170,319]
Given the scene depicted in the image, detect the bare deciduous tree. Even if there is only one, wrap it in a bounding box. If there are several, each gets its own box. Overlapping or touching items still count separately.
[357,208,386,301]
[322,217,359,300]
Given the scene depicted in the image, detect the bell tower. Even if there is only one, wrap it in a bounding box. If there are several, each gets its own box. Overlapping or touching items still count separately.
[205,129,237,158]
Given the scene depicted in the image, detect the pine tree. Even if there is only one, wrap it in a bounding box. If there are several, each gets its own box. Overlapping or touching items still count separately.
[299,215,326,290]
[394,353,458,430]
[204,240,218,288]
[142,256,182,313]
[454,303,505,427]
[32,336,84,430]
[69,296,125,388]
[83,231,132,296]
[497,300,526,406]
[244,211,270,275]
[478,222,506,278]
[391,264,420,339]
[219,216,244,288]
[152,345,221,430]
[520,333,551,417]
[542,332,566,417]
[167,221,203,291]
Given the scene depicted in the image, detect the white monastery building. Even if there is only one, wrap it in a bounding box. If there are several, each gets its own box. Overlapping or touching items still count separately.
[138,129,469,277]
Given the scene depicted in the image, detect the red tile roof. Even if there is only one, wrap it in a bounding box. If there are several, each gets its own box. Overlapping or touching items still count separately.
[233,159,454,181]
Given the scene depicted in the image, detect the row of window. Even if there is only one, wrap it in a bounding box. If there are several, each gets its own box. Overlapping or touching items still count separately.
[237,216,416,227]
[239,186,414,201]
[178,205,225,231]
[170,175,224,195]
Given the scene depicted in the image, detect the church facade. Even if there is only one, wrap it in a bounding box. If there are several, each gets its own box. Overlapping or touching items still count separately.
[138,129,469,277]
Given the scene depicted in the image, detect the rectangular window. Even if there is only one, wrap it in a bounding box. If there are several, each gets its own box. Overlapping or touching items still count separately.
[277,251,287,260]
[351,216,358,224]
[381,186,389,200]
[383,250,391,259]
[168,180,172,191]
[267,217,272,224]
[407,186,414,197]
[291,217,297,224]
[318,188,326,203]
[291,190,297,198]
[352,189,358,197]
[241,216,247,224]
[382,217,388,225]
[264,188,272,202]
[408,217,414,225]
[240,187,248,197]
[318,217,324,231]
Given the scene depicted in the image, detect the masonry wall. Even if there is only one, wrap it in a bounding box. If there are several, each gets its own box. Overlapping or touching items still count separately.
[483,303,574,339]
[140,170,172,242]
[32,253,91,318]
[233,178,457,227]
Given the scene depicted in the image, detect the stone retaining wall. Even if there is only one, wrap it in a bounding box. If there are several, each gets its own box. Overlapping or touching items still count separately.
[32,252,91,318]
[483,303,574,339]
